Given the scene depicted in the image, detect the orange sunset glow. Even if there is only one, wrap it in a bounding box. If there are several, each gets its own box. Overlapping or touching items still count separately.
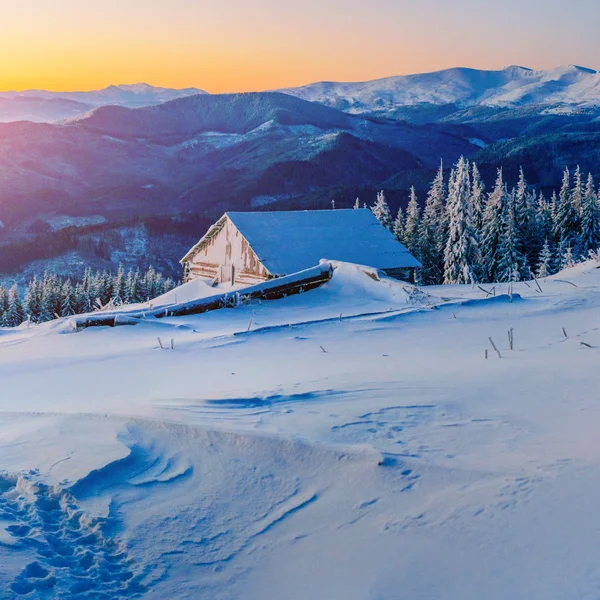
[1,0,598,92]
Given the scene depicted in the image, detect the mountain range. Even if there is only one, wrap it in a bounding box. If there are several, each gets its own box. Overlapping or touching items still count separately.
[2,66,600,281]
[280,65,600,116]
[0,84,206,123]
[2,65,600,124]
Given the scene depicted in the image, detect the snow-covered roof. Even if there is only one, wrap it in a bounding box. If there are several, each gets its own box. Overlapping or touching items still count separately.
[184,209,420,275]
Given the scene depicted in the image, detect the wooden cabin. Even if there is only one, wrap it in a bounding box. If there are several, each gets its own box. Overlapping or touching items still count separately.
[180,209,421,285]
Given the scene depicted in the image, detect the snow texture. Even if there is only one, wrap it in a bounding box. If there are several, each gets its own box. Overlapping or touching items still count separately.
[3,260,600,598]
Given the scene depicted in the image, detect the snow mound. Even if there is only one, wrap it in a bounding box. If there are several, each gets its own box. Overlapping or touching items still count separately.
[151,278,217,306]
[547,259,600,284]
[323,261,435,306]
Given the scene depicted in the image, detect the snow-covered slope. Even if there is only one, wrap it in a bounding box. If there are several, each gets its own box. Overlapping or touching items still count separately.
[3,261,600,598]
[280,65,600,114]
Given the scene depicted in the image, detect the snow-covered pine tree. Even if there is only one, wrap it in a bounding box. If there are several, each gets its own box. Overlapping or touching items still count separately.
[145,266,164,300]
[0,286,8,325]
[553,167,579,246]
[38,274,58,321]
[24,276,42,323]
[470,161,486,236]
[393,206,405,243]
[572,165,583,215]
[443,157,480,284]
[497,189,526,282]
[163,278,176,295]
[549,191,559,237]
[559,244,576,271]
[403,187,421,257]
[536,192,553,241]
[6,285,25,327]
[536,238,554,278]
[479,169,507,283]
[371,191,393,231]
[353,198,360,209]
[418,162,446,284]
[73,282,89,315]
[99,271,113,307]
[578,172,600,258]
[60,280,75,317]
[133,270,147,303]
[112,264,126,306]
[514,167,536,268]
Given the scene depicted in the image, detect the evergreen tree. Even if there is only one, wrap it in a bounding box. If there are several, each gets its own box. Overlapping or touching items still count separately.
[479,169,507,283]
[470,161,486,235]
[559,244,576,271]
[554,167,579,246]
[418,163,446,284]
[353,198,360,209]
[24,276,42,322]
[536,192,553,244]
[0,286,8,326]
[497,189,526,282]
[443,157,480,284]
[371,191,393,231]
[572,165,584,215]
[73,282,89,315]
[6,285,25,327]
[550,191,559,236]
[536,239,554,278]
[514,167,536,268]
[60,280,75,317]
[403,187,421,257]
[578,172,600,257]
[112,264,126,306]
[392,206,405,243]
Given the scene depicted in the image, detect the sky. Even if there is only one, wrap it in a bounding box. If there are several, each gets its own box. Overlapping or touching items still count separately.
[1,0,599,93]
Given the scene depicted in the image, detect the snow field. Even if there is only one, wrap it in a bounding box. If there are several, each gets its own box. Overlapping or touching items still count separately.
[2,261,600,598]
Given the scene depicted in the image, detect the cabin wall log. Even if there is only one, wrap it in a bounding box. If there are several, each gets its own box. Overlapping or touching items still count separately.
[74,264,333,328]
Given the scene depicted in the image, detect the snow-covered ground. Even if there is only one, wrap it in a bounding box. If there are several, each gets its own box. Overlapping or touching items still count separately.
[2,261,600,599]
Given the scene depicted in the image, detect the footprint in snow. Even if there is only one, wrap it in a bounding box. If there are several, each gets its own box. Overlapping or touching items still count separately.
[0,473,146,599]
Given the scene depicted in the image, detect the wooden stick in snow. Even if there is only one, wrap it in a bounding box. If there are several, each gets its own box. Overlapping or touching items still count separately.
[533,277,543,293]
[580,341,592,348]
[157,337,164,349]
[320,345,327,353]
[508,328,514,351]
[485,349,488,360]
[488,337,502,358]
[562,327,568,338]
[247,318,253,331]
[170,338,174,350]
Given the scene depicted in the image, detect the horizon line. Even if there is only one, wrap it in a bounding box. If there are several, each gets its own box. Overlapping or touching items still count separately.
[1,63,597,96]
